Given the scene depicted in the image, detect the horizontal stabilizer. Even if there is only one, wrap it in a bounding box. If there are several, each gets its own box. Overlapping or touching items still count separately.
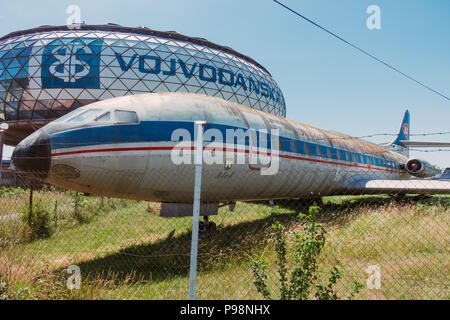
[346,179,450,195]
[440,168,450,180]
[399,140,450,147]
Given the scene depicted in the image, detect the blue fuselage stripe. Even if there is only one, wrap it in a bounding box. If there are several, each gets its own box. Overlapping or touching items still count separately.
[50,121,243,149]
[49,120,399,169]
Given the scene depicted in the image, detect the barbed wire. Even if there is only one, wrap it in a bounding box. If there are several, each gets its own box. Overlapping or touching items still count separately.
[272,0,450,101]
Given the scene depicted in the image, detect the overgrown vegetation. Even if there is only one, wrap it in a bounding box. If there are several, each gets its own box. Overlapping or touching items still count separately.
[23,199,54,241]
[0,189,448,299]
[251,206,363,300]
[0,187,138,247]
[0,262,141,300]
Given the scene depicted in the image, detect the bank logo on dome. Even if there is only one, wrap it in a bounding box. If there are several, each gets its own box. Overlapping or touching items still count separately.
[41,38,102,89]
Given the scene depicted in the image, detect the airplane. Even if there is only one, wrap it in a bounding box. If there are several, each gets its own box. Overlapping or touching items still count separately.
[11,92,450,230]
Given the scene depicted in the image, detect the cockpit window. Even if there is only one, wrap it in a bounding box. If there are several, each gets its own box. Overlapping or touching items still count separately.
[95,112,111,122]
[67,108,102,123]
[115,110,138,124]
[53,108,85,123]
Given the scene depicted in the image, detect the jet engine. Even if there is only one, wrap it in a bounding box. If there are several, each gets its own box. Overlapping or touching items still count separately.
[405,158,437,178]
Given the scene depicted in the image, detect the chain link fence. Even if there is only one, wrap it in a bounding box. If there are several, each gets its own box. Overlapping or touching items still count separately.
[0,168,448,300]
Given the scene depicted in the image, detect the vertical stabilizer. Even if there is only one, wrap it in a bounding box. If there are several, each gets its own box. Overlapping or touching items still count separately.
[383,110,410,157]
[393,110,410,146]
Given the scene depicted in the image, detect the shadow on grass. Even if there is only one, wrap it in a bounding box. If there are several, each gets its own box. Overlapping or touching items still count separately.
[71,194,449,284]
[272,194,448,226]
[74,209,299,283]
[262,196,394,227]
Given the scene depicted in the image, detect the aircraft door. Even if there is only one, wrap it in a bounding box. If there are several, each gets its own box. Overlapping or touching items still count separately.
[239,109,276,171]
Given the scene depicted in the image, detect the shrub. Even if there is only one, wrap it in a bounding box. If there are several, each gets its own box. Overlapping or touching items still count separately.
[23,199,54,241]
[251,206,362,300]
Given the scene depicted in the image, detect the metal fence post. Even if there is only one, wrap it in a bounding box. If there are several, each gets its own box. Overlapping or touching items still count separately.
[0,123,9,186]
[28,179,34,227]
[188,120,206,300]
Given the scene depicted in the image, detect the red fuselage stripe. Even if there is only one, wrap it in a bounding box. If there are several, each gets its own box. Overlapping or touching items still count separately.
[51,146,397,173]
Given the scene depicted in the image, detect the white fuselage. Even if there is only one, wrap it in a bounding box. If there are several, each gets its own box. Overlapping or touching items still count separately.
[22,93,408,202]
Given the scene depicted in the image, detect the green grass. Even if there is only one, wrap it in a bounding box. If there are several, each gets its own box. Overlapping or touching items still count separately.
[0,191,448,299]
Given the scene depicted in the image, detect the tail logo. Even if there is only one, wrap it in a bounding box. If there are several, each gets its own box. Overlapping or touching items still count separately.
[402,123,409,139]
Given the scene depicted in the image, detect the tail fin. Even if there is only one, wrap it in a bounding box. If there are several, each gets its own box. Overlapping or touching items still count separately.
[392,110,410,146]
[390,109,450,150]
[384,110,410,157]
[383,109,450,161]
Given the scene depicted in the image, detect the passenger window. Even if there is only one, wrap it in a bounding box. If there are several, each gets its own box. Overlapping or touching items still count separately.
[67,108,102,123]
[330,148,338,160]
[319,146,328,158]
[362,155,367,164]
[347,152,353,162]
[96,112,111,122]
[297,141,305,154]
[278,138,283,151]
[307,143,317,156]
[115,110,138,124]
[315,145,322,156]
[357,154,362,163]
[290,140,297,153]
[304,143,310,155]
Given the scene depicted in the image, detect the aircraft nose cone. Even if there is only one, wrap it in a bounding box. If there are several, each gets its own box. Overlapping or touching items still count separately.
[12,133,51,180]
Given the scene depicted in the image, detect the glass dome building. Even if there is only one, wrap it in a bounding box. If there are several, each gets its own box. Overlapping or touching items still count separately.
[0,24,285,145]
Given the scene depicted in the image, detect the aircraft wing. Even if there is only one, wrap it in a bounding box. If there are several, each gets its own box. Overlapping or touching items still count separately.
[346,179,450,195]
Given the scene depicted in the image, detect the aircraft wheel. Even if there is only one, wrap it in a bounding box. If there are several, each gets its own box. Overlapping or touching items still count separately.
[206,222,216,233]
[198,221,216,234]
[199,221,207,233]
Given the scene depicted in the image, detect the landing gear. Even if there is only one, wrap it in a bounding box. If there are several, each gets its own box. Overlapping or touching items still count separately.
[199,216,216,233]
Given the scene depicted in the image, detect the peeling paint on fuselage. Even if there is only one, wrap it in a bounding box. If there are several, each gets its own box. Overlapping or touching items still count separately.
[22,92,408,202]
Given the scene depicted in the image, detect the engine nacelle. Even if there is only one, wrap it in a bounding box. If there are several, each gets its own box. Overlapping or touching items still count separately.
[405,158,437,178]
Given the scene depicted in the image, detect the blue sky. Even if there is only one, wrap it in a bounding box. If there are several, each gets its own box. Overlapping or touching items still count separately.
[1,0,449,167]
